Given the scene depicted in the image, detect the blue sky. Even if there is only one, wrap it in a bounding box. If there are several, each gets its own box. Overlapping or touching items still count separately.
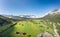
[0,0,60,16]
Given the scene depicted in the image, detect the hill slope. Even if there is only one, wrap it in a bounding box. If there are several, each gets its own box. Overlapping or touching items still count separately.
[43,9,60,36]
[43,9,60,22]
[0,15,12,26]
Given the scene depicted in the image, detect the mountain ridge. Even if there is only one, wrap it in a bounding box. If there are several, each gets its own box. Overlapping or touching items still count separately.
[43,9,60,21]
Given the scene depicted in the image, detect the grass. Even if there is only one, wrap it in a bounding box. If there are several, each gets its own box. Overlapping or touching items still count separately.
[0,24,12,32]
[0,20,54,37]
[56,24,60,35]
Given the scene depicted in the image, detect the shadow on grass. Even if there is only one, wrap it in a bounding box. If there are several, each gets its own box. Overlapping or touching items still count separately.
[0,23,17,37]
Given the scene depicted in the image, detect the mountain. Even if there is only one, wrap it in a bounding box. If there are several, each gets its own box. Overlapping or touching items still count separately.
[0,15,12,26]
[42,9,60,36]
[2,15,40,20]
[19,15,41,18]
[2,15,21,19]
[43,9,60,22]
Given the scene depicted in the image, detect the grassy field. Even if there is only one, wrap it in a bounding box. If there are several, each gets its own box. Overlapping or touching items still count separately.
[0,20,54,37]
[55,23,60,35]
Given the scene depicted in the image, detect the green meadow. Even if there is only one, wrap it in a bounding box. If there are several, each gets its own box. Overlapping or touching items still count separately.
[0,20,54,37]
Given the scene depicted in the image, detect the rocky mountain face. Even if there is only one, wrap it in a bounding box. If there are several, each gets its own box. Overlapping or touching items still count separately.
[43,9,60,22]
[42,9,60,37]
[48,9,60,18]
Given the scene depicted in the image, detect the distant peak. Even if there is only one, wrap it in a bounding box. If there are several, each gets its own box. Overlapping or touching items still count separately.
[48,9,60,15]
[52,9,60,12]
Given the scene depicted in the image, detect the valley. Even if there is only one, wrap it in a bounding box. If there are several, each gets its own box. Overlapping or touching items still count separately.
[0,9,60,37]
[0,19,54,37]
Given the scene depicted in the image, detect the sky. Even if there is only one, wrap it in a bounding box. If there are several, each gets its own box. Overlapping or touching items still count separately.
[0,0,60,17]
